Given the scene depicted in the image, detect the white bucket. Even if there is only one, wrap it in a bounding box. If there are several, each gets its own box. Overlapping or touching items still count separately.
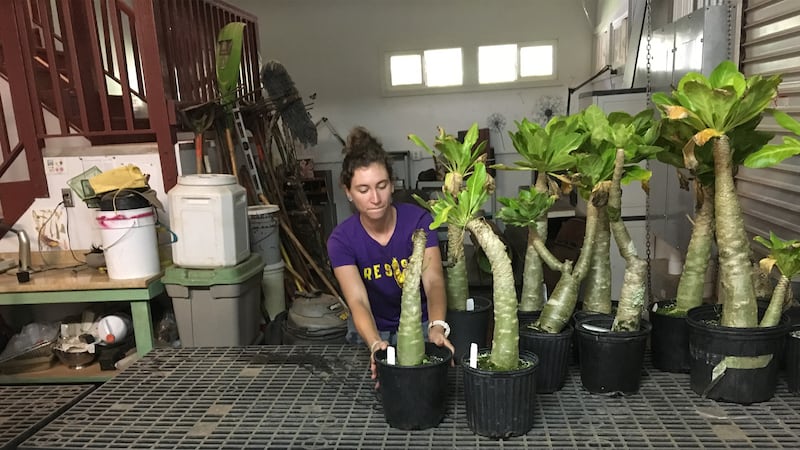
[262,261,286,321]
[96,206,160,279]
[248,205,281,266]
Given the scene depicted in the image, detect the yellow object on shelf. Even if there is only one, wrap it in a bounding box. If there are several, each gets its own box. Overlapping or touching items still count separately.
[88,164,148,195]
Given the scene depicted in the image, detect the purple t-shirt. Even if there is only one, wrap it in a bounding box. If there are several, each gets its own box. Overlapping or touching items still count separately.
[327,202,439,332]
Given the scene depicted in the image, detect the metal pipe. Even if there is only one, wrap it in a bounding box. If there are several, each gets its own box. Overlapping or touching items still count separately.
[6,228,31,272]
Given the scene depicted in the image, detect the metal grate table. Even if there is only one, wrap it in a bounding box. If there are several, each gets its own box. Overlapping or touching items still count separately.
[18,345,800,449]
[0,384,95,450]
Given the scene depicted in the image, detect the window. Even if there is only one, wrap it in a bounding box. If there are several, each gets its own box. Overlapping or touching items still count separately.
[385,40,556,94]
[388,48,463,88]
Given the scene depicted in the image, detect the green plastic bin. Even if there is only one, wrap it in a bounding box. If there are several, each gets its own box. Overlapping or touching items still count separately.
[163,254,264,346]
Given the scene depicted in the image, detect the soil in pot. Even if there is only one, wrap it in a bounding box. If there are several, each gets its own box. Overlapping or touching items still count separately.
[375,342,453,430]
[649,299,691,373]
[519,316,573,393]
[461,349,539,439]
[447,295,491,361]
[575,316,651,395]
[687,304,789,404]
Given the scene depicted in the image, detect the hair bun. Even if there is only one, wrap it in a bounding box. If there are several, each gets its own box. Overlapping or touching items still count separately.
[345,126,382,155]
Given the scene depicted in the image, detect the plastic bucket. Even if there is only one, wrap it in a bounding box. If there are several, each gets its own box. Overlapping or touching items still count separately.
[248,205,281,266]
[96,206,160,279]
[262,261,286,321]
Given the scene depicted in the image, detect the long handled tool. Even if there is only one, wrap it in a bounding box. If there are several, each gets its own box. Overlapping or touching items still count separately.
[215,22,246,179]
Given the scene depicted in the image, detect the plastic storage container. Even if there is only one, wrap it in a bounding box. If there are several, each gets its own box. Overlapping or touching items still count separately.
[168,174,249,268]
[163,254,264,347]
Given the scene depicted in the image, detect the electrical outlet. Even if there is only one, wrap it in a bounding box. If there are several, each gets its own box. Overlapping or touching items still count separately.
[411,149,424,161]
[61,188,74,207]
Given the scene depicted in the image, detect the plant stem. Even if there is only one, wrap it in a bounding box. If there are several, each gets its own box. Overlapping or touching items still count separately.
[534,194,599,333]
[519,173,550,312]
[397,229,427,366]
[582,206,612,313]
[674,183,715,315]
[467,218,519,370]
[609,149,645,332]
[446,224,468,311]
[714,136,758,328]
[760,275,789,327]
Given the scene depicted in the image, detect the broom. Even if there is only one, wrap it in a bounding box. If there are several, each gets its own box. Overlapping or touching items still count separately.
[260,60,317,146]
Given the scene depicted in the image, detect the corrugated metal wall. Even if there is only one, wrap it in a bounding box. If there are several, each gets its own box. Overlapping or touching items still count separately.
[739,0,800,258]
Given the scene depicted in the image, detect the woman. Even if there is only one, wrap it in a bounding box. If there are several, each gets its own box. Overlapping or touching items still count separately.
[327,127,453,380]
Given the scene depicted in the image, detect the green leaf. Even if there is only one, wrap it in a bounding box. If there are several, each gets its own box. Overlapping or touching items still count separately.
[709,60,746,96]
[744,137,800,168]
[621,165,651,185]
[755,232,800,278]
[773,110,800,135]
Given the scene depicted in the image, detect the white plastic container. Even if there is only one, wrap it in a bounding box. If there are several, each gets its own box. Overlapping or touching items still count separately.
[168,174,249,268]
[247,204,281,266]
[96,206,160,280]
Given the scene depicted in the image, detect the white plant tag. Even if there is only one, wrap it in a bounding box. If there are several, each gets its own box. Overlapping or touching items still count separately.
[466,297,475,311]
[469,343,478,368]
[387,346,396,365]
[652,303,659,313]
[542,283,548,300]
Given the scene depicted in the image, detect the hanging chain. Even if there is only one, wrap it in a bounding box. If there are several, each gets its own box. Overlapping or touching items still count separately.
[644,0,654,303]
[726,0,733,60]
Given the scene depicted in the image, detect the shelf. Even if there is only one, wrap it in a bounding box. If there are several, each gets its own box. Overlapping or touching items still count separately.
[0,359,120,384]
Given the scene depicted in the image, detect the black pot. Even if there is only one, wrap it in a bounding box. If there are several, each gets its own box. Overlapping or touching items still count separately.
[787,326,800,394]
[570,310,614,366]
[519,316,573,393]
[375,342,453,430]
[687,304,789,404]
[649,300,691,373]
[447,296,492,361]
[576,316,651,395]
[461,349,539,439]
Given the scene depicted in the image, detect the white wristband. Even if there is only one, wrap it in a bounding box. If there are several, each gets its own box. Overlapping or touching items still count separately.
[428,320,450,338]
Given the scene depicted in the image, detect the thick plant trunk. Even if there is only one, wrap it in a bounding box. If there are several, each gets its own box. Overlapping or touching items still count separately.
[446,224,469,311]
[760,275,789,327]
[519,173,550,312]
[609,149,646,332]
[534,194,600,333]
[583,206,612,313]
[674,183,715,315]
[714,136,757,328]
[519,225,546,312]
[397,229,427,366]
[466,218,519,371]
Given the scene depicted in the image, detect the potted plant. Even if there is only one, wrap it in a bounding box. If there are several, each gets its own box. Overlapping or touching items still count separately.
[563,105,661,394]
[653,60,799,403]
[494,115,586,392]
[649,110,772,373]
[374,229,453,430]
[409,124,492,359]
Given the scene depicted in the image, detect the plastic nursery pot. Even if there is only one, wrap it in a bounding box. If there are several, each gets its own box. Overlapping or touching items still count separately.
[570,309,614,366]
[519,317,573,394]
[687,304,790,404]
[649,299,691,373]
[447,295,492,361]
[375,342,453,430]
[575,316,651,395]
[461,349,539,439]
[787,326,800,394]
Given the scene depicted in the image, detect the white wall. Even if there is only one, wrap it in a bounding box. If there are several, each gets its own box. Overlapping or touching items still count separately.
[0,143,167,254]
[235,0,596,223]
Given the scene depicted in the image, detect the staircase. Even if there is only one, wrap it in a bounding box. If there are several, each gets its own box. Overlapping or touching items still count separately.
[0,0,260,229]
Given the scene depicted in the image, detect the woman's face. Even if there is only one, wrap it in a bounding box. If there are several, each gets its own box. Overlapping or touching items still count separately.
[347,162,393,220]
